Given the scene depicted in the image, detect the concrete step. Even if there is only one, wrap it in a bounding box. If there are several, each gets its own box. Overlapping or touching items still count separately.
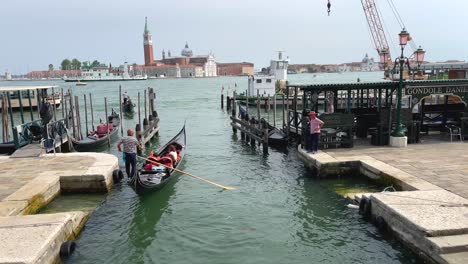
[440,252,468,264]
[427,234,468,254]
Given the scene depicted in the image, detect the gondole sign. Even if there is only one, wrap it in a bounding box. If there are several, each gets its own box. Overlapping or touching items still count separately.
[405,84,468,98]
[404,83,468,104]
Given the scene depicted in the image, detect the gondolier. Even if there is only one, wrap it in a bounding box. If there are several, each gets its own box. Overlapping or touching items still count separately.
[117,128,142,179]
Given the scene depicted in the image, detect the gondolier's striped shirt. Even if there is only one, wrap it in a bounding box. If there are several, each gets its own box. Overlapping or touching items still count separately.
[120,136,139,153]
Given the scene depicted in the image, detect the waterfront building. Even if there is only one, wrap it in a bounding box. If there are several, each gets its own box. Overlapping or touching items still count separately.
[139,17,217,78]
[217,62,254,76]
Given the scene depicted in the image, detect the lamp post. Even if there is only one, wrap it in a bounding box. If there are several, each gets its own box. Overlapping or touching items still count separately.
[415,46,426,74]
[392,29,411,138]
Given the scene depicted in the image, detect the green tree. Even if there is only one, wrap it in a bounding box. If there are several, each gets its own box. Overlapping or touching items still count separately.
[71,58,81,70]
[48,64,54,71]
[61,59,71,70]
[91,60,101,68]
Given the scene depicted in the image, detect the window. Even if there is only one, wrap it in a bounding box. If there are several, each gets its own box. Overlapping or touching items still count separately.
[266,79,272,83]
[256,79,262,83]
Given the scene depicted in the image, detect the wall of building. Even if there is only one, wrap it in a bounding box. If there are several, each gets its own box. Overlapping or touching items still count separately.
[217,63,254,76]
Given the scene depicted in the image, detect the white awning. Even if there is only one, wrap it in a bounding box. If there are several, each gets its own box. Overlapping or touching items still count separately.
[0,86,58,92]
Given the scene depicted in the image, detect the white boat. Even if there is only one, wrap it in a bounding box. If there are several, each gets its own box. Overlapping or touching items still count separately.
[64,62,147,82]
[76,81,87,86]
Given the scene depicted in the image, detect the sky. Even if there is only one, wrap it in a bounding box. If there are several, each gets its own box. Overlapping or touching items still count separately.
[1,0,468,74]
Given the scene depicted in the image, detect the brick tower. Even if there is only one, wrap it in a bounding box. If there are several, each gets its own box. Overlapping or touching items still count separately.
[143,17,154,66]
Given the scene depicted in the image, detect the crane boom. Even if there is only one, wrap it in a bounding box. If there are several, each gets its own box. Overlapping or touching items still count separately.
[361,0,391,59]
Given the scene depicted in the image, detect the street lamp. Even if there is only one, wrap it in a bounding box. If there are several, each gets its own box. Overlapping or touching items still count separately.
[391,29,412,138]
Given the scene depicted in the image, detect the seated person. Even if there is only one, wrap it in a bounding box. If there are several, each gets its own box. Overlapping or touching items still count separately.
[167,145,178,162]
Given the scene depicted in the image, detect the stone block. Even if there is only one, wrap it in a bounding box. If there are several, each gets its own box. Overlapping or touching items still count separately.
[389,136,408,147]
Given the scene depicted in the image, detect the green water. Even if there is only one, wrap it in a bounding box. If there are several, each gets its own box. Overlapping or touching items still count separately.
[1,73,419,263]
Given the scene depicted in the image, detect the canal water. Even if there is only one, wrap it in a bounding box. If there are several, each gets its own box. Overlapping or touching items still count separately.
[1,73,419,263]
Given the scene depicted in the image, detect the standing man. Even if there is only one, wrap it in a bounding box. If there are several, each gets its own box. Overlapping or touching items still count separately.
[117,128,142,178]
[308,111,324,154]
[123,91,129,104]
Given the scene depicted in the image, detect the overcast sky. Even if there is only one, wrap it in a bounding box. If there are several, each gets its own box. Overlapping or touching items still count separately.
[1,0,467,74]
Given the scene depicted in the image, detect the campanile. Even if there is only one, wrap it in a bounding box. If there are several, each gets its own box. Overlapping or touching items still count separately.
[143,17,154,66]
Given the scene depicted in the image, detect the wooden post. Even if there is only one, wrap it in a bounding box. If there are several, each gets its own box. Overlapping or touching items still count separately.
[50,88,56,121]
[105,97,110,147]
[273,94,277,128]
[6,92,14,128]
[63,91,68,129]
[36,89,41,119]
[17,91,25,124]
[294,87,298,135]
[144,88,147,120]
[89,93,95,131]
[69,91,76,139]
[27,90,34,121]
[232,91,237,118]
[84,94,89,136]
[263,125,269,153]
[119,85,123,136]
[138,92,141,129]
[256,90,260,130]
[286,86,290,135]
[1,94,6,142]
[221,92,224,109]
[226,96,230,111]
[347,89,352,113]
[282,94,285,130]
[61,88,64,118]
[74,96,82,140]
[242,89,247,113]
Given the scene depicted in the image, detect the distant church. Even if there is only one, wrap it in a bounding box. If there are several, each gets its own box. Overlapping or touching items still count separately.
[136,17,217,78]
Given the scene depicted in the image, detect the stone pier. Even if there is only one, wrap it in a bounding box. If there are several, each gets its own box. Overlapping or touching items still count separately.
[298,141,468,264]
[0,152,118,264]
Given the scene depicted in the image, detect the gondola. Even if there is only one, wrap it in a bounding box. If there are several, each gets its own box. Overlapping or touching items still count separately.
[261,118,288,148]
[71,110,120,152]
[129,124,186,194]
[122,98,135,114]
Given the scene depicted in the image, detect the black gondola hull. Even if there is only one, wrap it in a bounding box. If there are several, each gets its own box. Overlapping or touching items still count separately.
[131,125,186,194]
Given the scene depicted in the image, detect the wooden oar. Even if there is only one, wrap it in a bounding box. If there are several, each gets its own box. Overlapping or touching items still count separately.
[137,156,235,190]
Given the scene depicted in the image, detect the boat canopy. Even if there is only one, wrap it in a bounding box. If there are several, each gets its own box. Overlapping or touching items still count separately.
[0,86,58,92]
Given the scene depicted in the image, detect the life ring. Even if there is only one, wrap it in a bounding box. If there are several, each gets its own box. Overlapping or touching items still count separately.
[59,240,76,259]
[375,216,387,232]
[358,197,372,219]
[112,169,123,183]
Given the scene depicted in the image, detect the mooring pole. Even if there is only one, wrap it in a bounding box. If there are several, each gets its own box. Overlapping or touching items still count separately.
[6,92,14,129]
[119,85,123,136]
[138,92,141,129]
[27,90,34,121]
[16,91,25,124]
[144,88,147,120]
[273,94,277,128]
[69,91,76,139]
[84,94,88,136]
[74,96,82,140]
[89,93,94,131]
[63,91,68,128]
[61,88,64,118]
[1,95,6,142]
[221,87,224,110]
[257,90,261,133]
[36,89,41,119]
[105,97,110,147]
[51,87,57,122]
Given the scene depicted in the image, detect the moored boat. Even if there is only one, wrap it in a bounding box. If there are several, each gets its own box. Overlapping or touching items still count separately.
[71,110,120,152]
[261,118,288,148]
[122,98,135,114]
[130,125,186,194]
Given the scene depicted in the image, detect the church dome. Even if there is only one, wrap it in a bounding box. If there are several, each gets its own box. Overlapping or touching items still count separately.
[362,53,369,63]
[181,42,193,57]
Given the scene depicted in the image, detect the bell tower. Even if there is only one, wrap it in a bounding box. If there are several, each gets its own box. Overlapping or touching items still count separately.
[143,17,154,66]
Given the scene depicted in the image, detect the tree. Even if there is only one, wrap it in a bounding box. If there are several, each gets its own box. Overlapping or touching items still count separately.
[61,59,71,70]
[71,58,81,70]
[91,60,101,68]
[48,64,54,71]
